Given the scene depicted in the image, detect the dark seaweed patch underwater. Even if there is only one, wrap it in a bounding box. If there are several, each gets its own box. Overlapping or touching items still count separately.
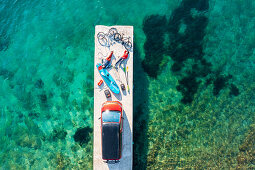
[0,0,255,169]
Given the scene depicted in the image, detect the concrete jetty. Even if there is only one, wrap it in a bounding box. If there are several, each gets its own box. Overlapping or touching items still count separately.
[93,25,133,170]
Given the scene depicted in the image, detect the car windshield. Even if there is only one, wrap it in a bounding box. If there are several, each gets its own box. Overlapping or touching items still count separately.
[102,110,121,123]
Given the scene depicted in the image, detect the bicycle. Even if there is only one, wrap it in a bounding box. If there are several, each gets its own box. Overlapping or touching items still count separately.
[97,28,132,51]
[97,28,118,47]
[113,32,132,51]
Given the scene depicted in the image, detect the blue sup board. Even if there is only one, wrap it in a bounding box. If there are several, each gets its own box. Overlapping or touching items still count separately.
[97,63,120,94]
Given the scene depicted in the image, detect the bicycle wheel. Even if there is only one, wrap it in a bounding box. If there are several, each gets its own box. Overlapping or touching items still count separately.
[97,32,108,46]
[108,28,118,38]
[114,33,122,42]
[124,41,132,51]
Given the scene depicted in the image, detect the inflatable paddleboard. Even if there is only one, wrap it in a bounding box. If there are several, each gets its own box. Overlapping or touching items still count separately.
[96,63,120,94]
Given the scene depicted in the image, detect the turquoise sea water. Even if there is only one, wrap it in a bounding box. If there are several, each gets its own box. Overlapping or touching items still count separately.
[1,0,255,169]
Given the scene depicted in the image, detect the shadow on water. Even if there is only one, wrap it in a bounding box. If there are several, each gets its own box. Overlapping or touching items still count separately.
[133,42,149,170]
[141,15,167,78]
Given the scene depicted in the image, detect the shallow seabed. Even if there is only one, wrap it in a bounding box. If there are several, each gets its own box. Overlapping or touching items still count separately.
[0,0,255,169]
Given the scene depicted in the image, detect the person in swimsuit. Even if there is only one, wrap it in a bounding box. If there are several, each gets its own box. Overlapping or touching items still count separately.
[115,50,129,66]
[102,51,113,68]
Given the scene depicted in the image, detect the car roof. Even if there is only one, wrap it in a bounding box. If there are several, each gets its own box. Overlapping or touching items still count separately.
[102,123,120,160]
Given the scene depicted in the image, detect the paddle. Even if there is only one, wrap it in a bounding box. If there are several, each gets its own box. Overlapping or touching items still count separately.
[126,66,130,93]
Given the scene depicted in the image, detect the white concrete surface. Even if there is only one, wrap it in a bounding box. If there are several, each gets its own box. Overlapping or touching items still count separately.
[93,25,133,170]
